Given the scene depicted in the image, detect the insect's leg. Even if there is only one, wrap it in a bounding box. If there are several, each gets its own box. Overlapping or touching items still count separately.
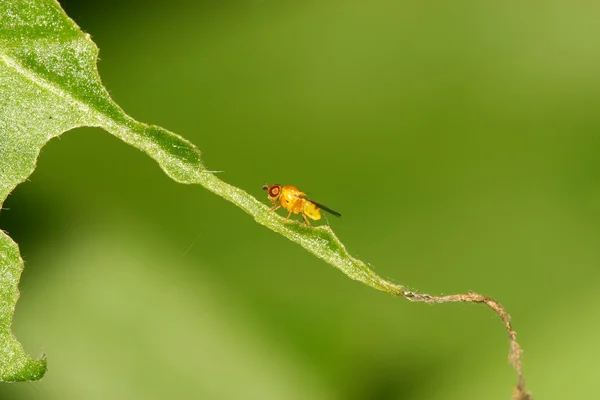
[302,213,311,226]
[285,210,293,221]
[269,204,281,212]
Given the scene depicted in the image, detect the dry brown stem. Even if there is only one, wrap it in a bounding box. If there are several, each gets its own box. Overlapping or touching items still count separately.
[396,288,533,399]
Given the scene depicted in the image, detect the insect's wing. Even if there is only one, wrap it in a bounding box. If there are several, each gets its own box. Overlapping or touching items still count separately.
[306,198,341,217]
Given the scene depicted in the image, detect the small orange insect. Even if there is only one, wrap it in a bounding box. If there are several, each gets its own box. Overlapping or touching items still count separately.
[262,184,341,225]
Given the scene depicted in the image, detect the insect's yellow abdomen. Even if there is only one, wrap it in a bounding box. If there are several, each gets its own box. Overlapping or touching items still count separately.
[303,201,321,220]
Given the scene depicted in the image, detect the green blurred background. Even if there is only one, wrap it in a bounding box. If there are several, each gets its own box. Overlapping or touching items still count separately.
[2,0,600,398]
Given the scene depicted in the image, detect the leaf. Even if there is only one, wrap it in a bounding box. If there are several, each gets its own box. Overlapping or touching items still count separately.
[0,0,532,397]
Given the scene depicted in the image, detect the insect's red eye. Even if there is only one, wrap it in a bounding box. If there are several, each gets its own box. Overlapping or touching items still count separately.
[269,186,280,197]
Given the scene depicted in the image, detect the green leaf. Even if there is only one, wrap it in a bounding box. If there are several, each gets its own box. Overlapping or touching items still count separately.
[0,1,531,397]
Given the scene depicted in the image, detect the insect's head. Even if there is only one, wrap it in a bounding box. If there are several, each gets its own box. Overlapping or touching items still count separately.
[262,184,281,202]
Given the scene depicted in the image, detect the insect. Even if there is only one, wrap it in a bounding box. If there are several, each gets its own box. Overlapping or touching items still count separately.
[262,184,341,225]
